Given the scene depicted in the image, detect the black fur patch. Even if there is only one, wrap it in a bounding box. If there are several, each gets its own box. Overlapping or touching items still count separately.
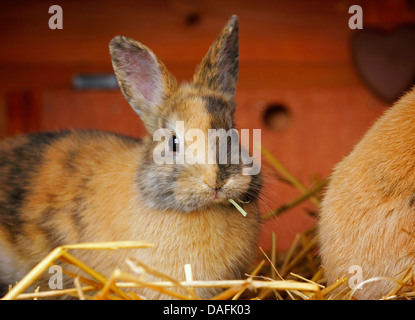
[241,171,263,202]
[203,95,234,130]
[0,131,70,244]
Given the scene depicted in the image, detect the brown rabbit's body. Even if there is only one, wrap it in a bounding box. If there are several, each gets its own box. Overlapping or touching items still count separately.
[318,88,415,299]
[0,131,260,298]
[0,16,263,299]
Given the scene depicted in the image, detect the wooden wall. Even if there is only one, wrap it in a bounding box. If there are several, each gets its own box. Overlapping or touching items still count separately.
[1,0,414,251]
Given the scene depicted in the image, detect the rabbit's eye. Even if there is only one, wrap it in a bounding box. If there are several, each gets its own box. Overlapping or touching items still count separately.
[169,135,179,153]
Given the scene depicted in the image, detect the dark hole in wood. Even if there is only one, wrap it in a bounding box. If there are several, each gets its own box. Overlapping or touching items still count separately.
[184,12,201,26]
[263,104,291,131]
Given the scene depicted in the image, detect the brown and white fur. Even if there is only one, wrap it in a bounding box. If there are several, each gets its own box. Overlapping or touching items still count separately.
[318,88,415,299]
[0,15,262,299]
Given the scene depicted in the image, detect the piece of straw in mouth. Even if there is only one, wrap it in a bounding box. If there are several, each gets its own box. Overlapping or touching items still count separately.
[229,198,247,217]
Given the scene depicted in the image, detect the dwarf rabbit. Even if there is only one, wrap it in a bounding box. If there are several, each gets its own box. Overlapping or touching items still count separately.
[318,88,415,299]
[0,15,262,299]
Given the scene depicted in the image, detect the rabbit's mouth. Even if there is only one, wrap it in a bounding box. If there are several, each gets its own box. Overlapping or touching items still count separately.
[213,189,222,200]
[203,181,227,201]
[211,188,229,202]
[171,182,244,212]
[203,179,243,202]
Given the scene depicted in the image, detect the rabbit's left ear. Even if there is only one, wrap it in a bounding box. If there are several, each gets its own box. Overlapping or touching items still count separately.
[193,15,239,98]
[109,36,177,131]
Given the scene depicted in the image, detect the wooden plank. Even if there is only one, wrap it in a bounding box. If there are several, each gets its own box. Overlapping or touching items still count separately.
[0,61,362,94]
[363,0,415,28]
[6,91,42,136]
[40,89,146,138]
[0,0,358,65]
[236,87,388,181]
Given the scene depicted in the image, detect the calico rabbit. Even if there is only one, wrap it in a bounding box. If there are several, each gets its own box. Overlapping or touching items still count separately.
[0,15,262,299]
[318,88,415,299]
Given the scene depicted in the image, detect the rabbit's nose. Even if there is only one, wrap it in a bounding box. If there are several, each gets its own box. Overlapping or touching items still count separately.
[203,180,225,190]
[204,182,225,200]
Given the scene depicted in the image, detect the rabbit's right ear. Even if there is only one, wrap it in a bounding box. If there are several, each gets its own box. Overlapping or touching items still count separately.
[109,36,177,132]
[193,15,239,101]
